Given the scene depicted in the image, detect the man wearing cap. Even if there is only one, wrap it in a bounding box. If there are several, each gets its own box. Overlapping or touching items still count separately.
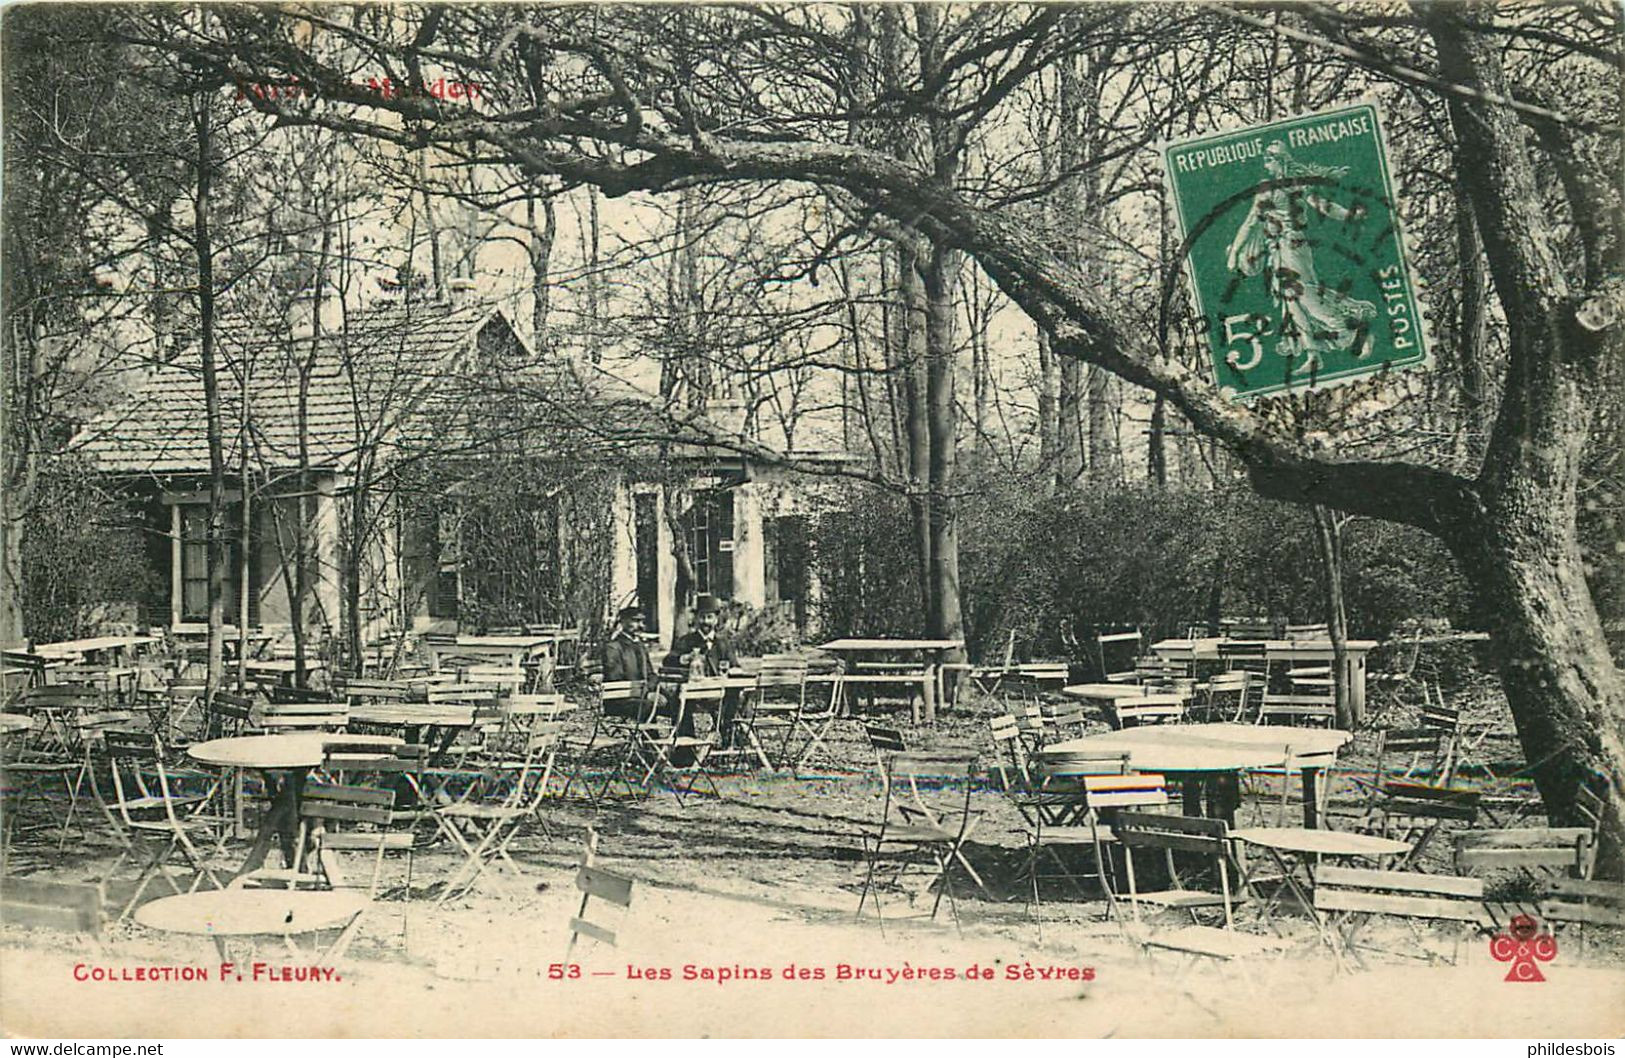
[599,605,657,719]
[662,594,739,745]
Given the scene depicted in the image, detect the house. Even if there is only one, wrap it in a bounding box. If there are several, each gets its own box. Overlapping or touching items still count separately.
[71,291,836,652]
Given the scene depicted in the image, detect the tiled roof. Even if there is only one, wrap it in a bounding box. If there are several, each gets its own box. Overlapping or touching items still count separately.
[73,298,514,475]
[73,295,843,478]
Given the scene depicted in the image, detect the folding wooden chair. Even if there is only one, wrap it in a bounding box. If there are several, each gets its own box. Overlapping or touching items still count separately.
[1202,671,1254,722]
[1312,864,1489,970]
[432,728,558,906]
[1114,809,1282,971]
[987,715,1031,792]
[559,680,647,806]
[1096,628,1143,684]
[1016,768,1153,914]
[640,676,726,805]
[1369,780,1482,867]
[239,777,411,896]
[787,666,842,773]
[566,832,635,959]
[744,654,804,770]
[90,730,225,920]
[857,753,981,931]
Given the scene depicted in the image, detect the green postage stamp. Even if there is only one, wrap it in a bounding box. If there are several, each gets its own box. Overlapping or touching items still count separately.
[1163,101,1429,400]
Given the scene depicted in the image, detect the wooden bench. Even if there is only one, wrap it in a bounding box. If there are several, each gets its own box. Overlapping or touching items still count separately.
[1453,826,1594,879]
[1313,864,1488,969]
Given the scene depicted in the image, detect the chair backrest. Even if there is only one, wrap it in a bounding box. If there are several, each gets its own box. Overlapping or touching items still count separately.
[1258,691,1336,726]
[599,680,645,714]
[1037,750,1129,779]
[1284,623,1329,640]
[680,676,729,708]
[428,685,500,707]
[22,683,104,707]
[1113,807,1227,853]
[1095,628,1142,679]
[507,693,568,718]
[1312,864,1487,924]
[254,700,349,731]
[1134,657,1189,684]
[863,723,907,755]
[1113,694,1184,728]
[988,715,1027,789]
[464,663,526,689]
[0,877,104,935]
[301,782,395,828]
[1081,772,1168,810]
[1380,780,1482,822]
[1420,697,1461,733]
[1540,877,1625,928]
[269,685,333,704]
[340,678,418,703]
[568,832,635,956]
[1453,827,1594,878]
[1222,618,1277,640]
[756,654,808,688]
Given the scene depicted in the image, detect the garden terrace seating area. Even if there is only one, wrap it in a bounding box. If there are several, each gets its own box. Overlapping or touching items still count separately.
[0,622,1616,1000]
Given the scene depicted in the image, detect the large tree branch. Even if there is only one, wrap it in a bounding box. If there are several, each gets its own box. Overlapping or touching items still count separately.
[145,6,1481,536]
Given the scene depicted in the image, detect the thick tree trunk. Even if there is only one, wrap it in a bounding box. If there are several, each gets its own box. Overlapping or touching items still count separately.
[897,234,934,624]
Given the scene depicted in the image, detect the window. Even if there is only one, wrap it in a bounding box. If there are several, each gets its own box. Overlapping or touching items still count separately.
[175,503,243,623]
[634,491,660,632]
[685,489,735,599]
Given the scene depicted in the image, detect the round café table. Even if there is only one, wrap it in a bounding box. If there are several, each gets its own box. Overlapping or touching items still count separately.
[1230,826,1412,934]
[188,733,402,879]
[1043,723,1352,827]
[134,887,369,962]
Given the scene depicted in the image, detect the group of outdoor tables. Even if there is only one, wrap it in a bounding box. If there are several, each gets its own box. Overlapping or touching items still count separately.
[1148,635,1380,714]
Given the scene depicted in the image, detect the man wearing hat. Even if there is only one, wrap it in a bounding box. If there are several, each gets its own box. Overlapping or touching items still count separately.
[598,604,658,719]
[662,594,739,744]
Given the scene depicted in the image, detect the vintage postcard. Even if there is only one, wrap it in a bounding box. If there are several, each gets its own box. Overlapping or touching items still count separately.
[1,1,1622,1041]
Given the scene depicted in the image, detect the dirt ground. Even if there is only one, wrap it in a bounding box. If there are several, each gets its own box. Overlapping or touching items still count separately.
[3,694,1623,1039]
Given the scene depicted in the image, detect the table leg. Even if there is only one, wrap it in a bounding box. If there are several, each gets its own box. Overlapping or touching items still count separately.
[233,767,309,879]
[1206,772,1241,825]
[1181,776,1203,817]
[1301,767,1323,829]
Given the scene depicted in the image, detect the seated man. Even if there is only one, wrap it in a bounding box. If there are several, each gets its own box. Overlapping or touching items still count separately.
[598,605,658,720]
[661,594,740,745]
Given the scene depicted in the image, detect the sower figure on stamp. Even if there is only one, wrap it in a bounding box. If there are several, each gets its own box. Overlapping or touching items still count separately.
[1226,140,1377,368]
[598,604,659,721]
[662,594,739,745]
